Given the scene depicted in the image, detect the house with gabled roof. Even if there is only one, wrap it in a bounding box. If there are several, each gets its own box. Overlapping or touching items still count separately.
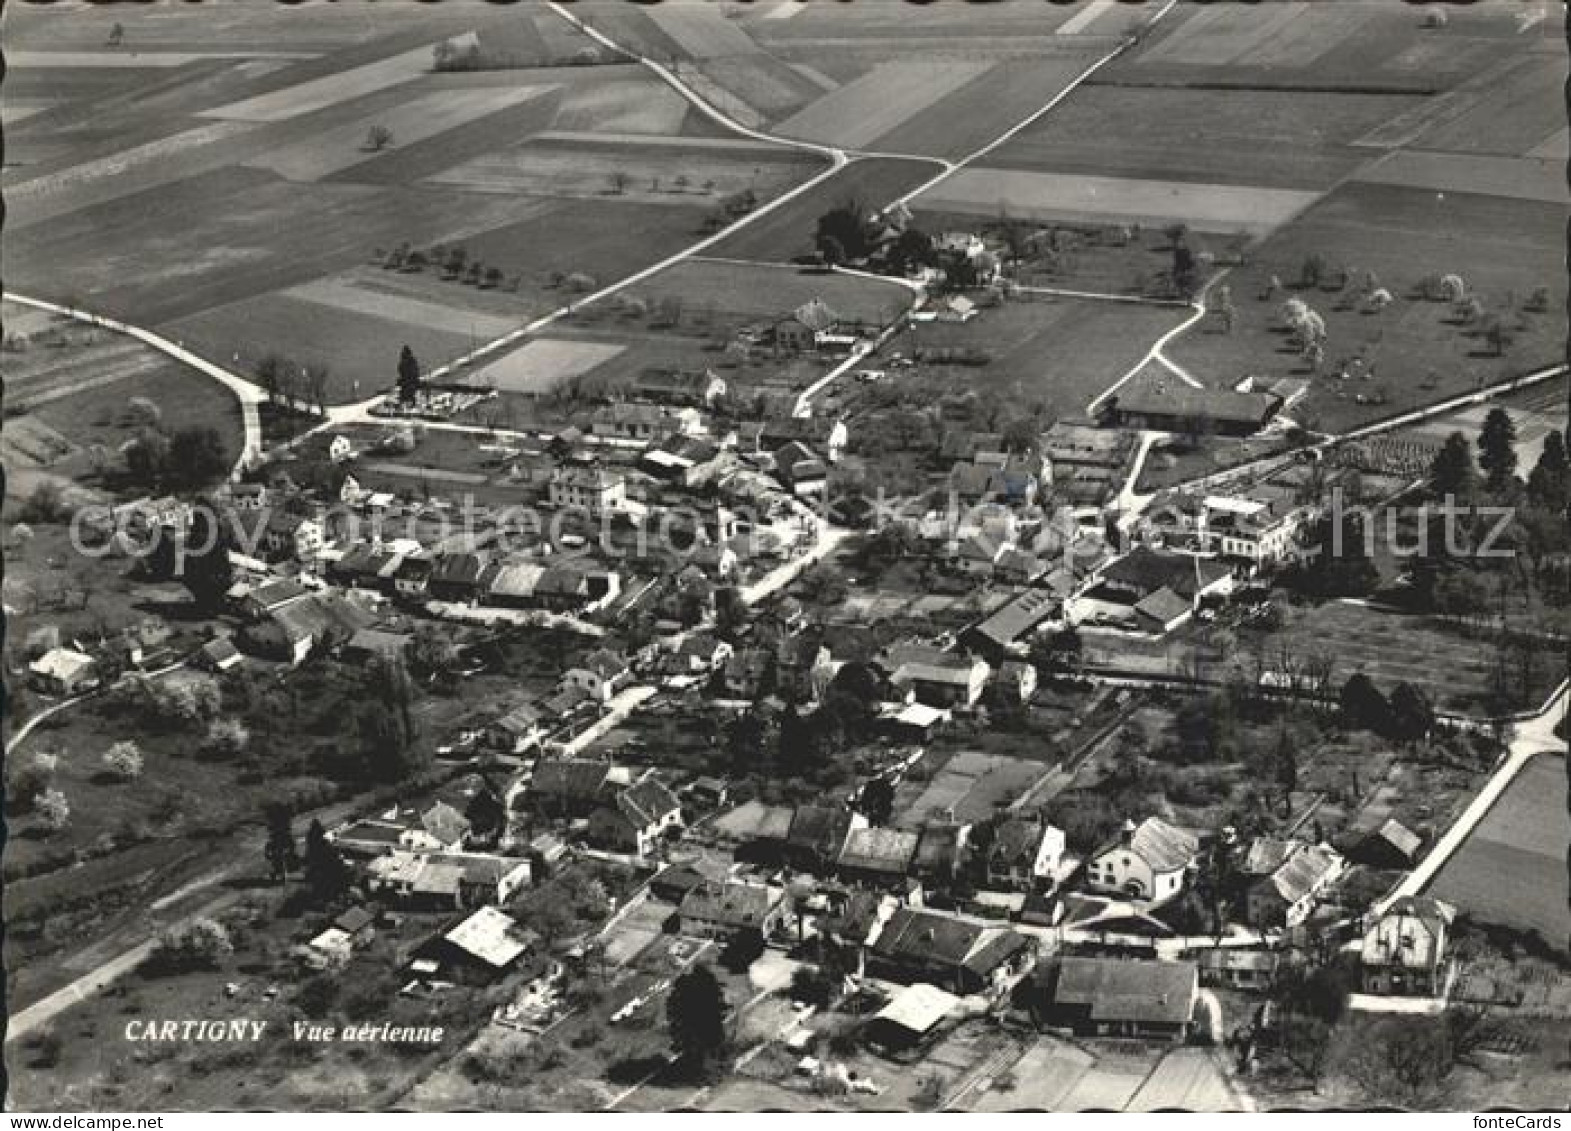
[527,758,613,819]
[866,906,1036,995]
[1360,896,1455,998]
[1084,817,1201,906]
[588,775,683,855]
[1034,956,1199,1041]
[1242,839,1345,930]
[678,880,786,939]
[562,648,631,703]
[784,806,866,873]
[986,817,1065,892]
[837,827,920,886]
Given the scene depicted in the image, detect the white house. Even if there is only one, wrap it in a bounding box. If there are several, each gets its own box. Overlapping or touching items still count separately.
[1084,817,1200,906]
[562,649,630,703]
[549,467,627,517]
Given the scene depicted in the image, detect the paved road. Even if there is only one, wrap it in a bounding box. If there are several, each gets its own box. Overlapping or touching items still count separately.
[1375,682,1567,916]
[2,290,264,477]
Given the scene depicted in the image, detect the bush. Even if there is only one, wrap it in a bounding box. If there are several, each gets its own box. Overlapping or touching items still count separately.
[12,750,59,807]
[102,741,145,780]
[149,918,233,975]
[203,717,250,759]
[35,788,71,831]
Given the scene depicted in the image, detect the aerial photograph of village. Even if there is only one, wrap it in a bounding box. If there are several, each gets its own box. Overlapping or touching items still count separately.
[1,0,1567,1114]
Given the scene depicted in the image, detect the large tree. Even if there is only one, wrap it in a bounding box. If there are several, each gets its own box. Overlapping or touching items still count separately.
[1388,682,1435,746]
[166,426,229,490]
[666,964,728,1075]
[1525,429,1569,512]
[1475,407,1518,493]
[1339,673,1391,735]
[1428,431,1477,500]
[303,818,353,901]
[264,803,298,883]
[396,345,422,405]
[182,499,235,612]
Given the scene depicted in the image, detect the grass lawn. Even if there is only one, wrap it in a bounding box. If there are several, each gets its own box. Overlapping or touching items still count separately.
[1162,183,1566,434]
[886,294,1189,419]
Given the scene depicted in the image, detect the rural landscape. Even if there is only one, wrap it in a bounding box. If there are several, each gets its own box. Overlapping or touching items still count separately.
[2,0,1567,1115]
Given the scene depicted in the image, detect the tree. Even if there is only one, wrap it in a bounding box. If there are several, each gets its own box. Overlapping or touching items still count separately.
[1388,682,1434,745]
[445,247,468,279]
[303,818,354,901]
[1476,407,1517,492]
[203,716,250,759]
[815,199,870,263]
[484,266,504,289]
[1525,429,1569,511]
[408,624,456,681]
[165,426,229,490]
[397,345,422,405]
[858,777,895,826]
[1439,273,1466,303]
[12,750,58,807]
[1429,431,1477,500]
[35,788,70,832]
[365,124,393,151]
[125,427,171,487]
[1339,673,1391,734]
[666,964,728,1075]
[264,804,298,883]
[1299,253,1328,289]
[102,741,145,781]
[608,170,629,195]
[182,500,235,612]
[151,918,233,974]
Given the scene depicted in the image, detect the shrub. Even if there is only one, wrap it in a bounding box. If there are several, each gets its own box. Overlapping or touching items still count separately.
[102,741,145,781]
[203,717,250,759]
[36,788,70,831]
[149,918,233,974]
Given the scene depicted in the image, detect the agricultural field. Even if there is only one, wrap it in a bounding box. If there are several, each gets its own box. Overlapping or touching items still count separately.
[636,257,913,325]
[3,3,830,406]
[989,86,1427,193]
[885,295,1191,420]
[1102,0,1551,93]
[1428,754,1570,948]
[1161,183,1567,432]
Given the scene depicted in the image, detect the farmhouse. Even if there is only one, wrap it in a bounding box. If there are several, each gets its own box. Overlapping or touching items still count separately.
[590,403,702,442]
[432,906,538,980]
[911,822,971,884]
[1073,546,1232,632]
[966,587,1059,655]
[773,297,839,353]
[772,441,829,497]
[1034,956,1199,1041]
[1084,817,1201,906]
[1360,896,1455,998]
[1198,485,1316,567]
[1107,378,1282,437]
[634,366,725,408]
[1197,947,1281,993]
[784,805,867,873]
[882,644,991,709]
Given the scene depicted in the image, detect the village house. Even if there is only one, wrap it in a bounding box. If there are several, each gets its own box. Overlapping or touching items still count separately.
[1084,817,1201,906]
[745,415,850,466]
[1034,956,1200,1041]
[590,403,702,443]
[633,366,726,408]
[260,510,326,563]
[484,701,550,755]
[195,634,244,674]
[881,643,991,709]
[1071,545,1233,634]
[1196,484,1317,567]
[866,983,962,1054]
[772,441,829,497]
[587,775,683,855]
[837,827,921,887]
[235,576,311,621]
[561,648,631,703]
[773,297,839,354]
[1351,818,1424,870]
[865,906,1036,996]
[965,588,1060,657]
[1105,375,1282,437]
[428,550,493,604]
[527,757,615,819]
[1360,896,1456,998]
[28,647,98,696]
[783,805,867,873]
[425,905,539,982]
[367,851,531,909]
[678,880,786,940]
[911,821,972,884]
[1197,947,1281,994]
[392,556,433,601]
[986,817,1066,892]
[548,466,628,517]
[1240,839,1346,930]
[400,800,471,852]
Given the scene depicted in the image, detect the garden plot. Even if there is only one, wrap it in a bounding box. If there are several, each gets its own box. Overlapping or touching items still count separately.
[773,58,991,149]
[897,749,1048,826]
[973,1041,1096,1111]
[243,85,556,181]
[1429,754,1570,947]
[462,339,627,395]
[199,33,478,122]
[917,169,1318,236]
